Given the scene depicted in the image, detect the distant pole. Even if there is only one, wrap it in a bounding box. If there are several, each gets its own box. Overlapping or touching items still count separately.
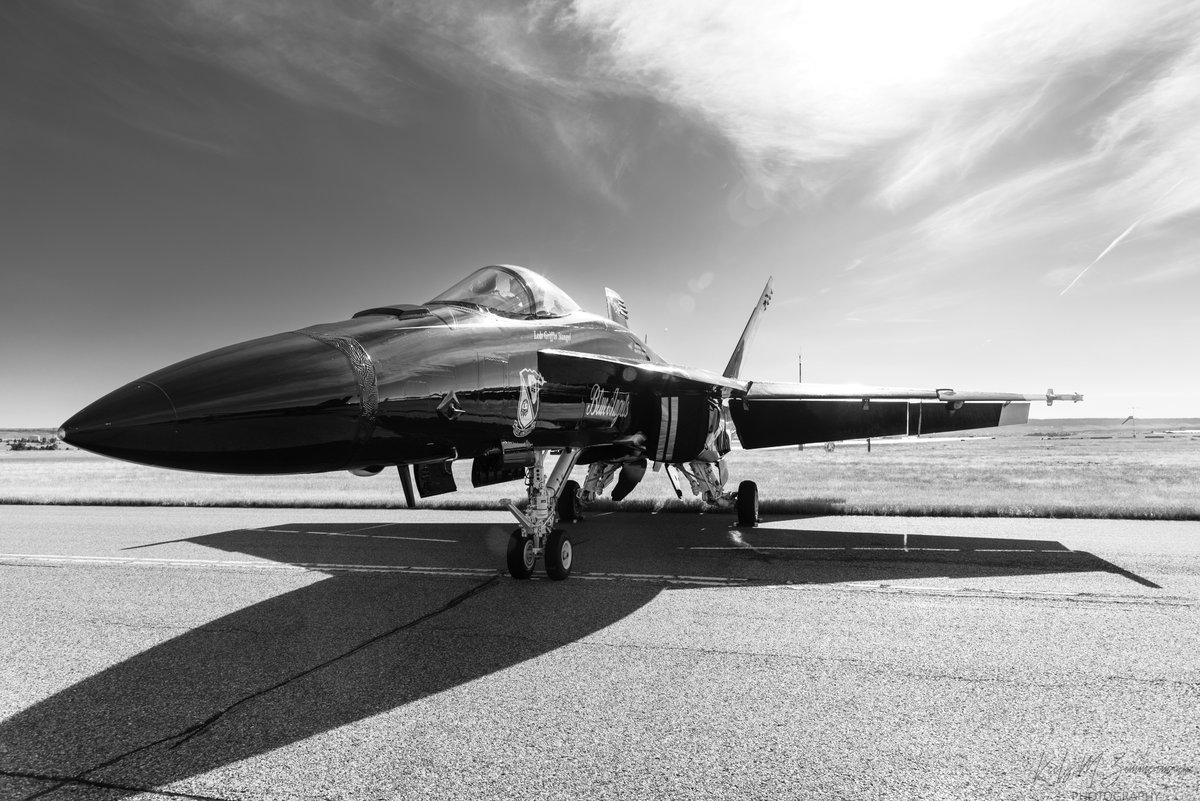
[798,352,804,452]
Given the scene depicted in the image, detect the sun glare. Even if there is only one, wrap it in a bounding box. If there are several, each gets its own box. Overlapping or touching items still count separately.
[788,0,1017,93]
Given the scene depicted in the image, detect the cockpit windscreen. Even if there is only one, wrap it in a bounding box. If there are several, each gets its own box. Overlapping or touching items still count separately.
[426,265,581,319]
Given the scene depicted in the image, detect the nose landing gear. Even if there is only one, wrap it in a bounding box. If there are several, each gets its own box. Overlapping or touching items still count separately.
[545,529,573,580]
[505,447,581,580]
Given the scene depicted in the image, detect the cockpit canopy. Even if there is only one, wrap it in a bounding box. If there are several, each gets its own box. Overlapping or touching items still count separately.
[426,265,581,319]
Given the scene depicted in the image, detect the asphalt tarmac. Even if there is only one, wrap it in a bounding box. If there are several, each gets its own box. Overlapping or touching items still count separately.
[1,505,1197,800]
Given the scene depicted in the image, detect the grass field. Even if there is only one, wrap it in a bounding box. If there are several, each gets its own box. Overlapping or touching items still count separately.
[2,419,1198,519]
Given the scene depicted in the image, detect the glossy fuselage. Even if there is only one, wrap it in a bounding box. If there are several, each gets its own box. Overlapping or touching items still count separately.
[61,305,660,473]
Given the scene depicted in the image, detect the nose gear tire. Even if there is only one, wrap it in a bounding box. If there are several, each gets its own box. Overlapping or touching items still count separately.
[507,530,536,580]
[545,529,573,580]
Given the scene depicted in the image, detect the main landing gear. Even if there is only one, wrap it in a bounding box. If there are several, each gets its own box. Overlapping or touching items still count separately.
[669,459,759,528]
[734,479,759,528]
[505,448,582,580]
[584,457,760,529]
[505,449,759,580]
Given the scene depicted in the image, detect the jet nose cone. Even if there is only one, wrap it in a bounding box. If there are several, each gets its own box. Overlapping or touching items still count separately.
[61,331,369,473]
[60,381,177,458]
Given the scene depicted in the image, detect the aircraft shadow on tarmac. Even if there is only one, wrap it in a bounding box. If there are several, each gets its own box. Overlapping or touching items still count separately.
[0,516,1159,799]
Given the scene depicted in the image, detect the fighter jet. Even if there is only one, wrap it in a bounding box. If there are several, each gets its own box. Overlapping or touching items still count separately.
[60,265,1082,580]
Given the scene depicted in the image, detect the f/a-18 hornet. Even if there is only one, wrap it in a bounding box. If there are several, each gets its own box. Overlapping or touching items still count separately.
[61,265,1082,580]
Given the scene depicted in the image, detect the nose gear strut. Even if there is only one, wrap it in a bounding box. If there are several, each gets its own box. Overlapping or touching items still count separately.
[505,447,582,580]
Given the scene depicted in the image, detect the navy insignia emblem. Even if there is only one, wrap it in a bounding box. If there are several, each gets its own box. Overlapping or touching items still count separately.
[513,368,544,436]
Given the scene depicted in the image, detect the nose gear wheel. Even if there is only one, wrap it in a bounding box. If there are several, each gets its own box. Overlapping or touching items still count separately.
[505,448,582,579]
[507,531,536,580]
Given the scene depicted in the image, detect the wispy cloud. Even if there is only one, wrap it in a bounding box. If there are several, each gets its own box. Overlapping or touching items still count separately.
[902,29,1199,291]
[563,1,1199,195]
[1127,258,1198,287]
[875,80,1053,210]
[40,0,1200,232]
[1083,42,1200,228]
[915,157,1094,251]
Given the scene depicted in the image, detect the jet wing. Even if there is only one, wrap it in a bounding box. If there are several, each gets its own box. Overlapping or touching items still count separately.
[730,382,1082,448]
[537,349,1083,448]
[537,349,746,396]
[743,382,1082,404]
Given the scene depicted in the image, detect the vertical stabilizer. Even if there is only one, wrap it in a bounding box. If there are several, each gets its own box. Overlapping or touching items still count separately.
[722,277,773,379]
[604,288,629,328]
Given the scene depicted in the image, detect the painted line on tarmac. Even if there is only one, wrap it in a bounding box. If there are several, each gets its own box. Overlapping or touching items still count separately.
[0,553,488,577]
[795,582,1198,607]
[326,532,458,543]
[577,571,749,586]
[0,554,748,586]
[260,526,456,543]
[682,546,1070,553]
[342,522,396,534]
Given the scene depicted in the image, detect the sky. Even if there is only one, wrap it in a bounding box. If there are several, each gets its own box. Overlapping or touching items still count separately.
[3,0,1199,427]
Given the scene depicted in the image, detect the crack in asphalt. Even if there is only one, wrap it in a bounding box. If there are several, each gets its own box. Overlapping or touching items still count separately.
[17,574,502,801]
[575,639,1200,693]
[4,769,235,800]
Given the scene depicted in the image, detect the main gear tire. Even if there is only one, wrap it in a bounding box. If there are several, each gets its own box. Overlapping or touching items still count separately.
[735,480,759,528]
[556,479,583,523]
